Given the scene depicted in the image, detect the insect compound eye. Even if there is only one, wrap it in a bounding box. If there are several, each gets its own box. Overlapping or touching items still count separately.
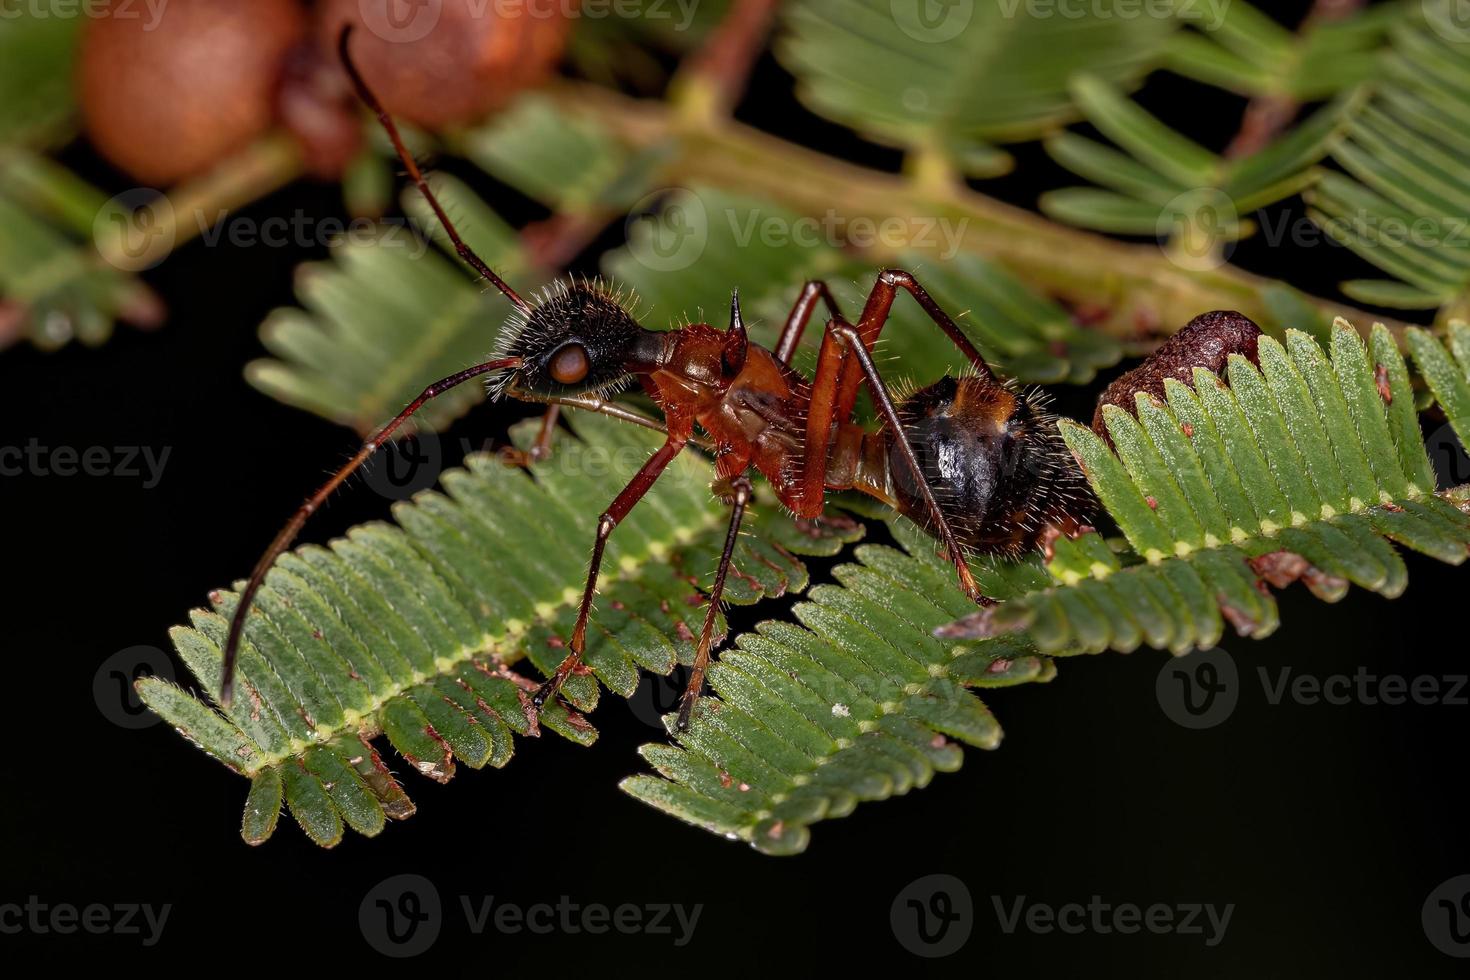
[548,343,591,385]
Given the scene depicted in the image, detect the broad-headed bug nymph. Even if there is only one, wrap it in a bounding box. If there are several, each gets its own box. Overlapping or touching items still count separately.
[216,25,1265,733]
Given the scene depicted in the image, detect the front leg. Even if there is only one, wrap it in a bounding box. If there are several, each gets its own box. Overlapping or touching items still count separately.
[532,431,689,709]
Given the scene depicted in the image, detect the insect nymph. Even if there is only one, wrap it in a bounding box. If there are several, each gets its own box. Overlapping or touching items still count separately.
[218,27,1261,732]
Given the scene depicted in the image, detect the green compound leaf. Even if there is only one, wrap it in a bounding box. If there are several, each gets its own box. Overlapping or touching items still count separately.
[625,320,1470,853]
[775,0,1175,176]
[1305,2,1470,315]
[1042,73,1352,239]
[1163,0,1396,101]
[952,322,1467,659]
[138,412,862,846]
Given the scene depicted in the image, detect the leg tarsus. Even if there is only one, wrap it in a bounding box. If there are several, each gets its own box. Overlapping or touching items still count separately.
[499,404,560,468]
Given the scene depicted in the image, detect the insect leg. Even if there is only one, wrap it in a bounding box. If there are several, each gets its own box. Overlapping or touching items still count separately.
[219,356,522,706]
[532,432,690,709]
[677,473,754,732]
[839,269,995,417]
[827,320,982,602]
[772,280,846,365]
[338,26,530,314]
[499,404,561,468]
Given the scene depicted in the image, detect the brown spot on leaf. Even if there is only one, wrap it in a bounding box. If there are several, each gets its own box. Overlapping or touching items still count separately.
[1375,363,1392,404]
[1181,422,1195,437]
[1218,595,1260,637]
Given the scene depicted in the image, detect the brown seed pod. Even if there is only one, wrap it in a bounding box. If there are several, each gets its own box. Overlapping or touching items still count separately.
[78,0,310,185]
[317,0,574,130]
[1092,310,1263,438]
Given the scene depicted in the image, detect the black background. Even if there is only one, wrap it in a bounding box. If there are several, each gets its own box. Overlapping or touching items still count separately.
[4,1,1469,972]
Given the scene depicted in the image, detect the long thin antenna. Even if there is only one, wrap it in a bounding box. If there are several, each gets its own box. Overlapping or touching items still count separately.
[337,25,532,314]
[218,360,521,706]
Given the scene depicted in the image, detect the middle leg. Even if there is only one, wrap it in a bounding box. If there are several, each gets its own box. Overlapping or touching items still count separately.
[533,431,689,709]
[676,473,754,732]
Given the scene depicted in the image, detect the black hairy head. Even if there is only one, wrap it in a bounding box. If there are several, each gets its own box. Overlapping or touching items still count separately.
[491,278,663,398]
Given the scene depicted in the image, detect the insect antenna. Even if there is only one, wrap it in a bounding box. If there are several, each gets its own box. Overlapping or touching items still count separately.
[217,357,520,706]
[217,29,543,706]
[336,25,531,315]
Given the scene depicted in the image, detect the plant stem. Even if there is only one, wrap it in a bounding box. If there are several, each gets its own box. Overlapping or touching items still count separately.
[550,83,1415,343]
